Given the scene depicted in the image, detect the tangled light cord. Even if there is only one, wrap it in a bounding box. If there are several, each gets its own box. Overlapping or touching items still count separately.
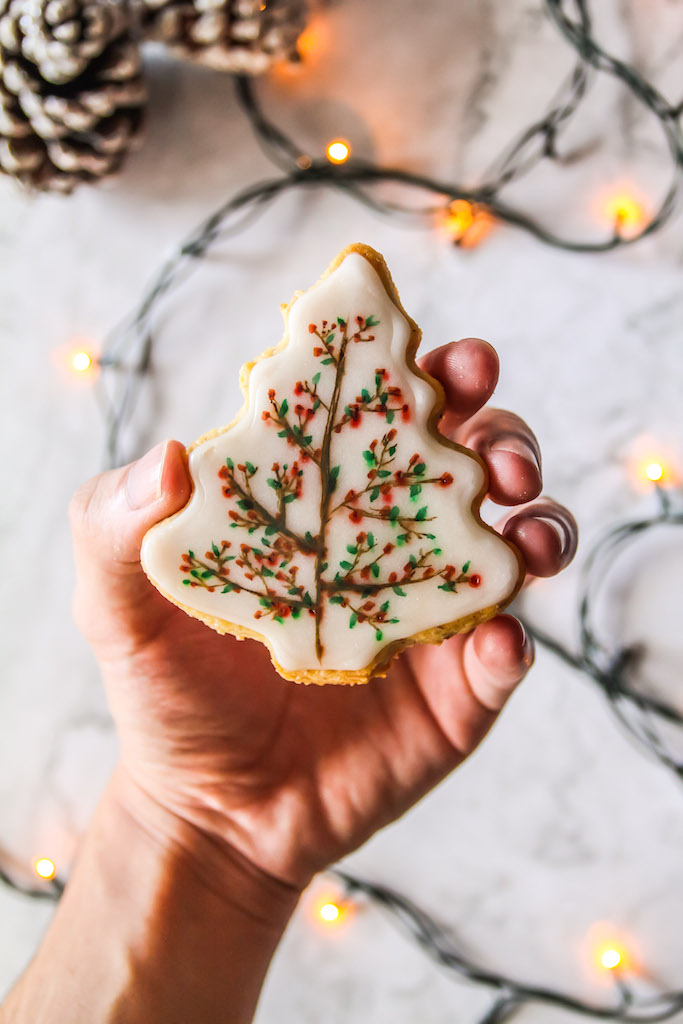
[4,1,683,1021]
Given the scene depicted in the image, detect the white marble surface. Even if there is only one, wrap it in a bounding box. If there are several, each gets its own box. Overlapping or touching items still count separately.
[1,0,683,1020]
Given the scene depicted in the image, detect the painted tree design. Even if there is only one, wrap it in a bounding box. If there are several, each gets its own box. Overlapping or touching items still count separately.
[178,312,481,661]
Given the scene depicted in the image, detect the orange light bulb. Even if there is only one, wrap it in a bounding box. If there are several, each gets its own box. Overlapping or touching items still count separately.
[326,139,351,164]
[34,858,56,880]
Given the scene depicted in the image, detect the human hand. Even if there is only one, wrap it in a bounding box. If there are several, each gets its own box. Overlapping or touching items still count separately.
[69,338,577,902]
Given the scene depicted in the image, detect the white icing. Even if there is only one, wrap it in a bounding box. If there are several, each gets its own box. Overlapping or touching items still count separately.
[141,251,520,674]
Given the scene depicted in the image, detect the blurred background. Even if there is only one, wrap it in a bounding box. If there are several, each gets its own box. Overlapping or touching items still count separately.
[1,0,682,1021]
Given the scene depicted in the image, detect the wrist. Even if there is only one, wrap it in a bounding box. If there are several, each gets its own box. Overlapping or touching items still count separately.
[109,762,302,929]
[3,765,301,1024]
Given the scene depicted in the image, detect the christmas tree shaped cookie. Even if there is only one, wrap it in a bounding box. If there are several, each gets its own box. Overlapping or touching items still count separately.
[141,244,523,684]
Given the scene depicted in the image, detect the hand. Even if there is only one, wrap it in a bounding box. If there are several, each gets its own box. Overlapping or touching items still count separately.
[69,338,577,902]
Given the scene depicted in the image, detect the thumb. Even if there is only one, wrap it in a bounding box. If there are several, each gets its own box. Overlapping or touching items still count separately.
[69,440,191,638]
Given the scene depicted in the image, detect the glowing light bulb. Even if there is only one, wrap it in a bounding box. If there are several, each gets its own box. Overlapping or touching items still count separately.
[443,199,475,240]
[645,462,664,482]
[601,948,622,970]
[326,139,351,164]
[71,351,92,373]
[34,858,56,880]
[440,200,494,247]
[320,902,341,922]
[605,192,647,235]
[296,25,319,59]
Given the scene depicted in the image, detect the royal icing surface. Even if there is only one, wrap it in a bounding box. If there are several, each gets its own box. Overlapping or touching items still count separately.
[141,250,520,674]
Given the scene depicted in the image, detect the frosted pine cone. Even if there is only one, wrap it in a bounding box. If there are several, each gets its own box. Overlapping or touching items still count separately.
[0,0,146,191]
[140,0,307,74]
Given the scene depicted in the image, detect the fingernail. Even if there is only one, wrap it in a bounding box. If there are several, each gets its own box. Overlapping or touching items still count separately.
[490,435,541,475]
[125,442,167,510]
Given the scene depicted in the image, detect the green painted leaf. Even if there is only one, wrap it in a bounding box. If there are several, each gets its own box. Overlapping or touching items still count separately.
[410,484,422,500]
[266,478,280,489]
[190,569,200,578]
[409,554,417,567]
[261,567,275,577]
[321,357,334,365]
[329,594,344,605]
[274,616,284,624]
[462,560,471,573]
[221,584,235,593]
[337,317,345,327]
[346,544,357,554]
[212,542,220,557]
[416,506,428,521]
[371,562,380,578]
[392,586,407,597]
[312,371,321,386]
[389,505,400,520]
[375,629,383,641]
[397,534,408,545]
[288,587,299,595]
[188,549,194,558]
[377,469,391,478]
[320,562,328,573]
[414,463,426,476]
[265,524,277,535]
[362,450,375,465]
[225,459,233,470]
[305,531,315,545]
[292,608,301,619]
[312,399,321,411]
[434,548,442,555]
[182,579,191,585]
[438,582,456,593]
[329,465,340,491]
[245,462,256,475]
[388,445,397,456]
[380,601,390,613]
[259,597,272,607]
[280,398,289,415]
[367,532,375,548]
[386,410,395,423]
[361,389,371,403]
[370,486,380,502]
[340,560,353,571]
[349,612,358,628]
[366,315,379,327]
[284,493,297,503]
[277,430,287,438]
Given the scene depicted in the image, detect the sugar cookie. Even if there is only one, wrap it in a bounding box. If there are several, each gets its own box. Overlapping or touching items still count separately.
[141,244,523,684]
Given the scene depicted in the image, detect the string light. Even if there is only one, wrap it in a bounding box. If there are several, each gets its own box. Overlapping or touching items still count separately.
[645,462,664,483]
[605,192,648,237]
[34,858,56,880]
[4,3,683,1022]
[71,351,93,373]
[326,139,351,164]
[320,901,341,923]
[600,948,622,970]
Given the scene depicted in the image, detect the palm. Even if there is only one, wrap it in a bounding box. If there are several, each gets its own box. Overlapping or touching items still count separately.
[105,585,484,887]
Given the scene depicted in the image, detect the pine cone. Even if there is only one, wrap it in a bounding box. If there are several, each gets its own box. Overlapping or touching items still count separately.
[0,0,146,191]
[141,0,307,75]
